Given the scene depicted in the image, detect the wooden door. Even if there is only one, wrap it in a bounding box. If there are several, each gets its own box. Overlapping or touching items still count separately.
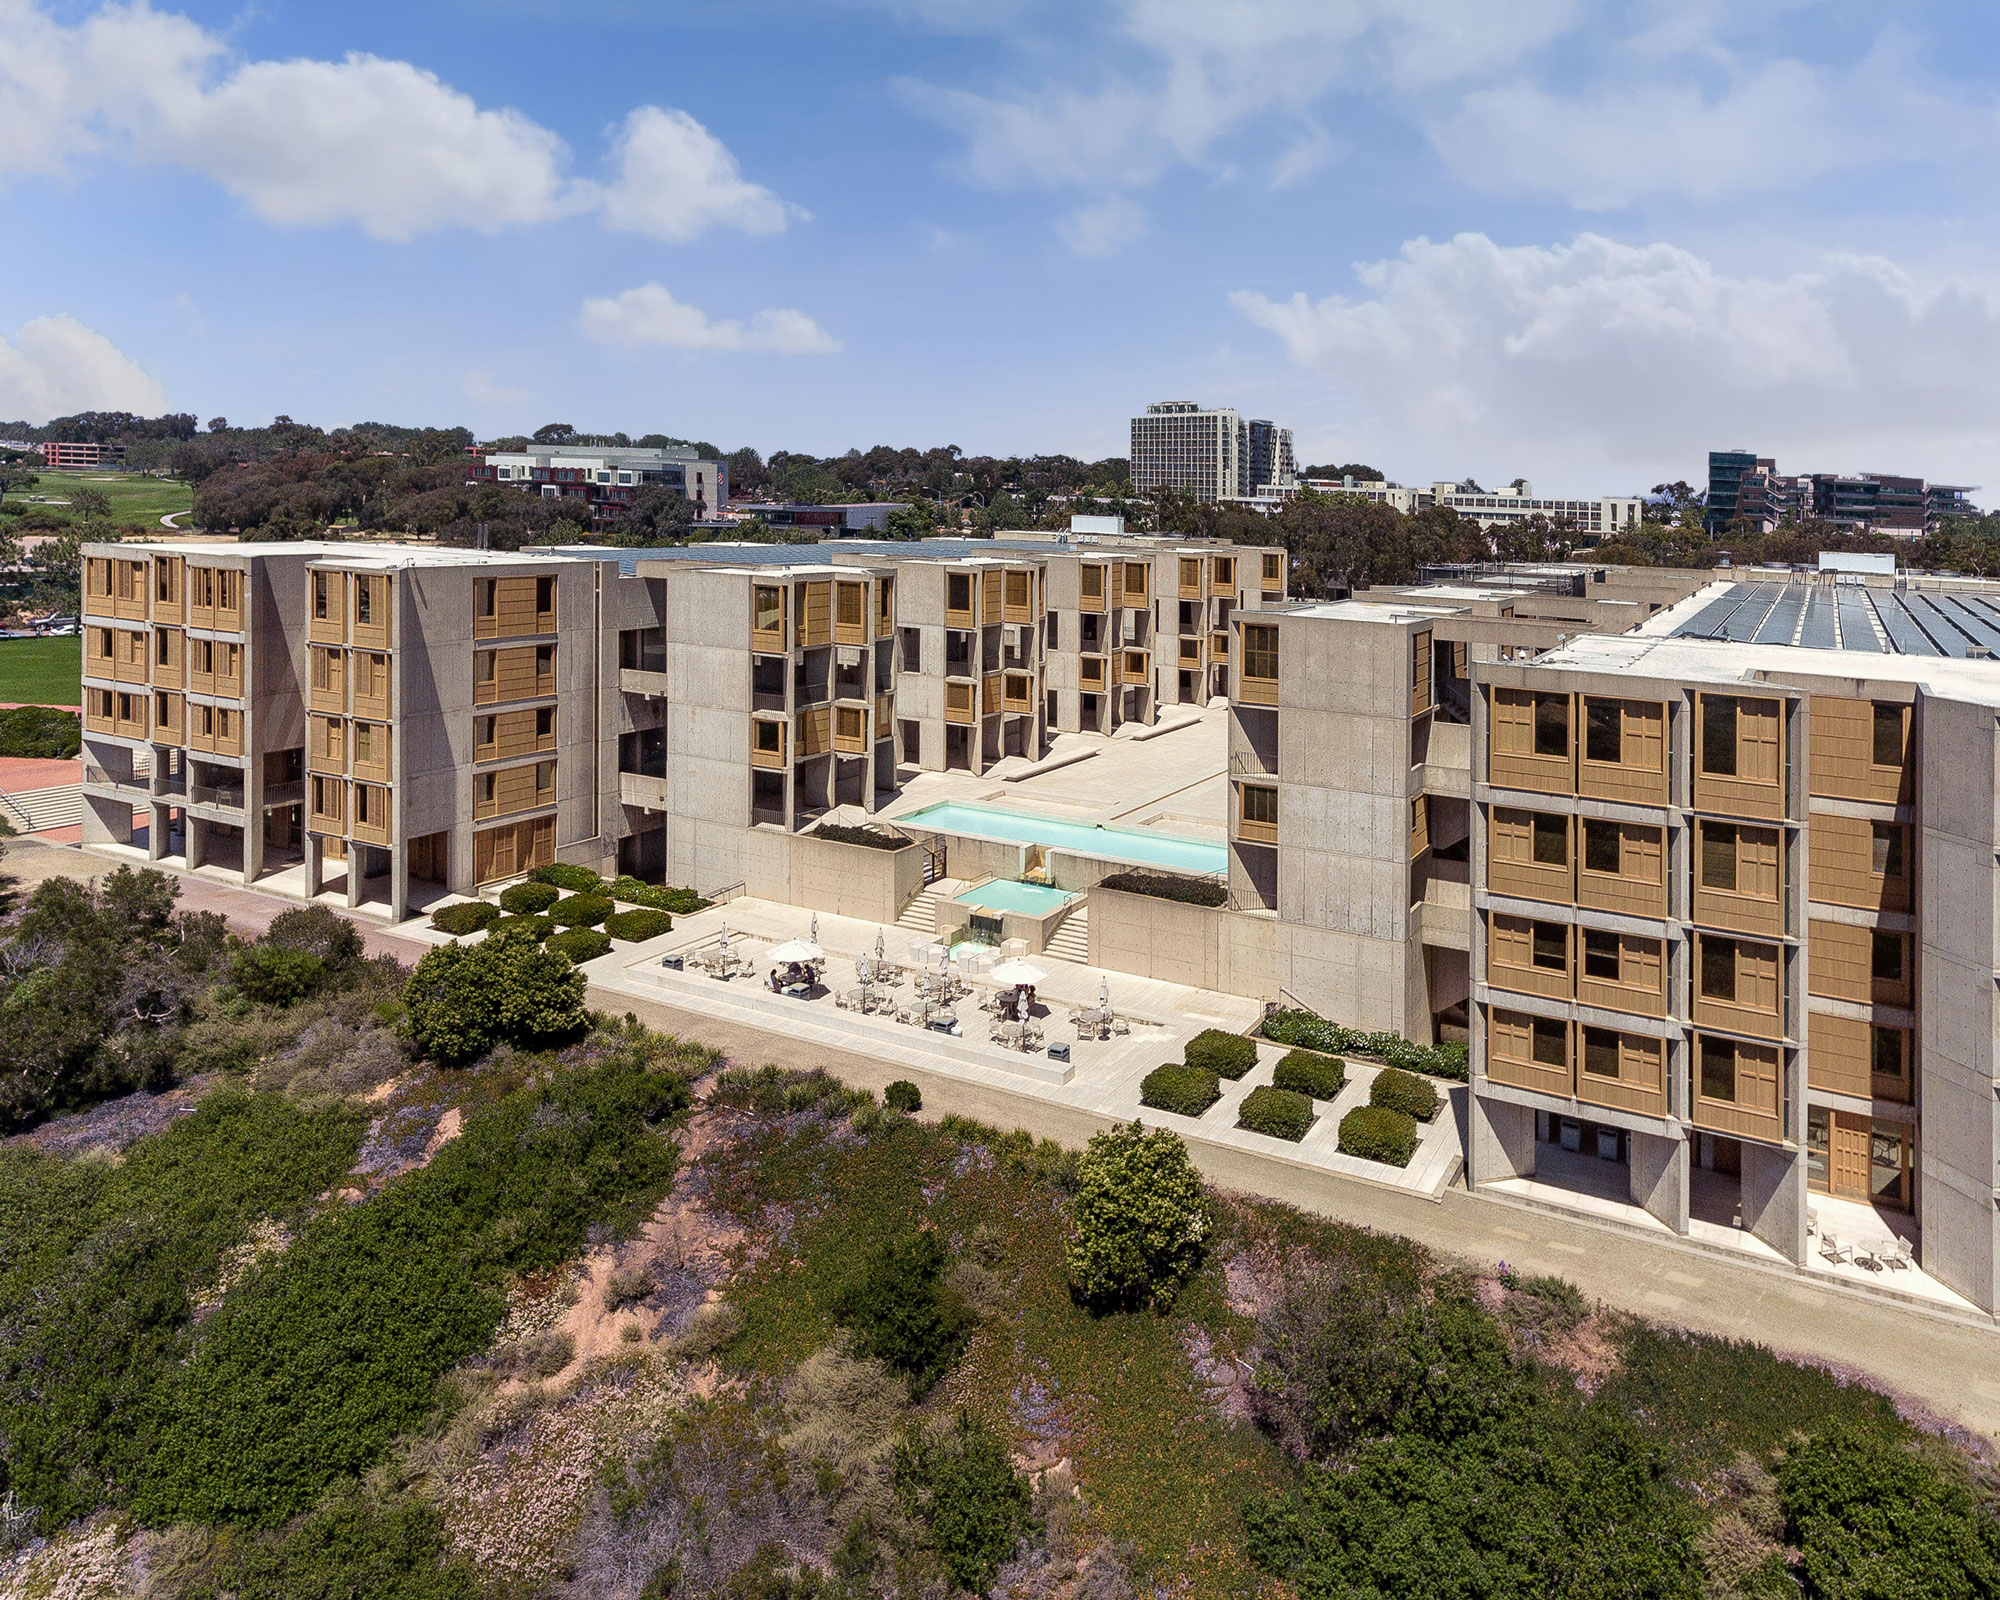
[1828,1111,1871,1198]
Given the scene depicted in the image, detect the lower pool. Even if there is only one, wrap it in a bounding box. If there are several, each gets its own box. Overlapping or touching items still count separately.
[901,801,1227,877]
[954,878,1076,915]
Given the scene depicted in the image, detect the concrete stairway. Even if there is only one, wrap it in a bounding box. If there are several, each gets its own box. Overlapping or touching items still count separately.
[896,884,952,936]
[0,783,83,833]
[1042,904,1089,963]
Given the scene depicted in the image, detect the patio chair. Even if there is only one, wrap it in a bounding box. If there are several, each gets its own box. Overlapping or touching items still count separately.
[1883,1236,1916,1271]
[1819,1231,1852,1266]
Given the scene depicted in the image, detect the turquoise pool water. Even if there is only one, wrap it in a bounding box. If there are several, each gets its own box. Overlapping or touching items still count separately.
[902,802,1228,876]
[954,879,1076,915]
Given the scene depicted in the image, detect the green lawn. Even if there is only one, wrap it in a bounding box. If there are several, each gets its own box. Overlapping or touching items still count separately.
[6,470,193,528]
[0,636,82,706]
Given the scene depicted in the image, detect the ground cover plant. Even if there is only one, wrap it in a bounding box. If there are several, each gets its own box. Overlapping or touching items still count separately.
[0,703,80,757]
[529,863,605,894]
[607,875,708,915]
[808,822,909,850]
[1264,1007,1469,1081]
[603,908,674,942]
[1096,870,1227,907]
[0,635,81,704]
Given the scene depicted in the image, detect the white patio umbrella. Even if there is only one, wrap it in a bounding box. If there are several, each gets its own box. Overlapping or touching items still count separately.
[810,913,820,943]
[990,958,1047,988]
[874,930,887,961]
[766,938,824,964]
[1098,977,1111,1008]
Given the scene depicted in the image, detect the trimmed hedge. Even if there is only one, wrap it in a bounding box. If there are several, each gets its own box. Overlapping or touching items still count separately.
[529,863,604,894]
[1099,871,1227,908]
[546,928,612,964]
[430,901,499,937]
[884,1079,923,1113]
[488,914,552,942]
[1237,1085,1314,1142]
[1338,1105,1418,1167]
[498,881,560,915]
[810,823,908,851]
[608,876,708,915]
[1264,1007,1469,1082]
[1369,1065,1441,1122]
[603,908,674,943]
[548,893,613,929]
[1139,1063,1221,1117]
[1272,1048,1346,1101]
[1185,1028,1257,1081]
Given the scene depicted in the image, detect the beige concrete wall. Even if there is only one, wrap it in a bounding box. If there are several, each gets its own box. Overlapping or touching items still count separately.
[1087,886,1283,998]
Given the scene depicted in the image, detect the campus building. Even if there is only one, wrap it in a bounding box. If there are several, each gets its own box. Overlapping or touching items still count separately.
[468,444,728,528]
[1130,402,1295,502]
[1706,449,1979,536]
[1301,475,1646,541]
[39,441,125,469]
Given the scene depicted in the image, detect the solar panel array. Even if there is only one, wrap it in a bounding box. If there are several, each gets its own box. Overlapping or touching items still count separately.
[1668,582,2000,657]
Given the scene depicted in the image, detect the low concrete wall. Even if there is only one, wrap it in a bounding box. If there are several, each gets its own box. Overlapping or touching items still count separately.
[1048,847,1137,891]
[935,887,1074,955]
[1087,885,1283,998]
[745,828,925,925]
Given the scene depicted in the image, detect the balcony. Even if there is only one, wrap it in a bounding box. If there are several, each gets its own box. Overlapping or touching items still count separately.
[263,779,306,809]
[190,782,246,812]
[82,764,149,797]
[620,771,671,811]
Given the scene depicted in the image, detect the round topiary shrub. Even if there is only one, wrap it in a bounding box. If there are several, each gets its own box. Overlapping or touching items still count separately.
[1140,1063,1222,1117]
[1237,1085,1315,1142]
[603,908,674,943]
[430,900,500,936]
[1338,1105,1418,1167]
[549,893,613,929]
[499,880,560,916]
[530,863,605,894]
[547,927,613,965]
[1368,1066,1441,1122]
[1183,1028,1257,1081]
[883,1079,923,1113]
[488,913,552,942]
[1271,1048,1346,1101]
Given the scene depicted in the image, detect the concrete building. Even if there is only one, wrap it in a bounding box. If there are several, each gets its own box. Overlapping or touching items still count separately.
[730,502,909,534]
[1131,403,1296,503]
[469,444,728,528]
[1706,449,1979,536]
[40,441,125,469]
[1302,475,1645,541]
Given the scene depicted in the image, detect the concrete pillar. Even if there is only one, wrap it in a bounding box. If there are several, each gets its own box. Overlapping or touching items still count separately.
[345,846,363,908]
[148,801,167,860]
[243,784,265,885]
[187,815,207,870]
[80,791,134,848]
[1466,1092,1536,1187]
[306,836,323,898]
[390,848,409,924]
[1628,1129,1690,1235]
[1741,1141,1808,1264]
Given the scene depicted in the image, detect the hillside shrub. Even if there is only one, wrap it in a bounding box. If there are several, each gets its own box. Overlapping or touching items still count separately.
[136,1055,690,1526]
[1065,1122,1210,1309]
[1264,1008,1469,1082]
[895,1413,1032,1594]
[1184,1027,1257,1080]
[1368,1066,1440,1122]
[529,863,604,894]
[260,906,365,969]
[1139,1063,1221,1117]
[810,823,908,851]
[830,1229,973,1394]
[172,1491,480,1600]
[608,876,707,915]
[1098,870,1227,908]
[1337,1105,1418,1167]
[883,1079,923,1113]
[401,922,587,1067]
[429,901,498,937]
[604,908,674,942]
[547,927,613,964]
[0,704,81,759]
[229,945,325,1007]
[1238,1085,1314,1142]
[498,880,560,915]
[549,892,613,929]
[1272,1049,1346,1101]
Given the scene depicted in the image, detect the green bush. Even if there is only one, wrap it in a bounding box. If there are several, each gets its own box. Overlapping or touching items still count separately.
[172,1492,480,1600]
[549,892,613,928]
[809,823,909,851]
[136,1056,689,1526]
[488,913,551,941]
[607,876,708,915]
[428,900,498,936]
[230,945,325,1007]
[498,880,560,915]
[894,1412,1032,1594]
[401,922,587,1067]
[1337,1105,1418,1167]
[1097,870,1227,907]
[547,927,613,964]
[603,908,674,942]
[1238,1085,1315,1142]
[1139,1063,1221,1117]
[0,704,81,759]
[1368,1066,1440,1122]
[830,1229,973,1394]
[883,1079,923,1113]
[1184,1027,1257,1080]
[1065,1122,1211,1309]
[1264,1008,1469,1082]
[529,862,604,894]
[1272,1049,1346,1101]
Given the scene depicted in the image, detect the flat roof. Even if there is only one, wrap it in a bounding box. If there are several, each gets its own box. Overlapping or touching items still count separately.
[1656,578,2000,659]
[1531,628,2000,706]
[93,539,602,569]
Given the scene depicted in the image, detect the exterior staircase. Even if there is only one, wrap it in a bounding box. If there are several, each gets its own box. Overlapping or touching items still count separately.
[1042,903,1090,964]
[0,783,83,834]
[896,882,955,936]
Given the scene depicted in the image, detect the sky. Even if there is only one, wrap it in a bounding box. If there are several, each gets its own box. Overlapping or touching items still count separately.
[5,0,2000,497]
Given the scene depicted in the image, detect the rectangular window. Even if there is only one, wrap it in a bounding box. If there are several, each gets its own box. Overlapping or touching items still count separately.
[1242,785,1277,826]
[1585,700,1621,763]
[1871,1025,1907,1081]
[536,575,555,613]
[1702,697,1738,776]
[753,585,783,635]
[1530,813,1567,866]
[948,573,972,612]
[1581,1026,1620,1080]
[477,579,496,617]
[1871,821,1906,879]
[1582,928,1619,979]
[1531,922,1566,970]
[1242,624,1278,680]
[476,653,495,684]
[1531,1018,1567,1067]
[1701,937,1738,1001]
[1872,702,1903,767]
[1701,822,1738,891]
[313,572,330,620]
[536,706,554,739]
[535,645,554,675]
[754,720,782,755]
[1533,695,1568,757]
[1582,818,1619,874]
[1870,930,1904,986]
[355,578,372,625]
[1700,1036,1737,1102]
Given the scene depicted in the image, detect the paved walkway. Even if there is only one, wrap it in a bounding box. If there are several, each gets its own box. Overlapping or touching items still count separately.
[12,837,2000,1442]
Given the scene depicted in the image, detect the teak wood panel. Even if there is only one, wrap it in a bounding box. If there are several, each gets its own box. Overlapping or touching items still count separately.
[350,781,392,846]
[1078,565,1107,613]
[152,690,184,743]
[111,690,149,741]
[1576,1029,1668,1118]
[351,721,392,783]
[1693,935,1784,1040]
[152,556,184,624]
[151,627,184,689]
[1576,820,1667,919]
[1693,821,1785,938]
[1809,812,1911,914]
[945,681,976,724]
[350,650,391,719]
[1487,807,1572,905]
[1488,688,1574,795]
[1692,1035,1783,1143]
[310,774,346,830]
[310,571,348,644]
[474,760,552,820]
[795,704,832,756]
[1488,914,1572,1002]
[187,702,240,757]
[800,582,833,647]
[186,566,243,632]
[1578,698,1668,805]
[1806,1011,1914,1102]
[1486,1009,1573,1097]
[474,646,551,706]
[1809,697,1912,805]
[309,646,346,713]
[474,576,553,640]
[309,714,347,775]
[1806,917,1911,1008]
[84,687,114,734]
[350,574,392,649]
[834,581,869,647]
[1410,629,1432,717]
[1576,930,1667,1017]
[475,708,555,763]
[1694,694,1785,820]
[473,816,554,884]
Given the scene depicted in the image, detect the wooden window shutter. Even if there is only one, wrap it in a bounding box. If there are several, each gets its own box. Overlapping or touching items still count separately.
[1739,826,1780,898]
[1492,690,1534,754]
[1622,702,1664,772]
[1736,1041,1781,1116]
[1739,698,1782,783]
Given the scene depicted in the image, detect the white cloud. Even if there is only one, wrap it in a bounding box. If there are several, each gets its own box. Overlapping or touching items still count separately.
[1055,196,1147,258]
[462,367,530,409]
[579,284,841,355]
[1232,232,2000,488]
[0,0,795,243]
[0,314,167,423]
[1269,126,1337,190]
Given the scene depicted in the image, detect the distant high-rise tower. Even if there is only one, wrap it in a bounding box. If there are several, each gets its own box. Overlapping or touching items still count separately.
[1245,419,1296,495]
[1130,401,1244,502]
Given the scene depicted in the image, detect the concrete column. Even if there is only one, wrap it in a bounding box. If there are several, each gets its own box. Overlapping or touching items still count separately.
[345,846,363,908]
[306,835,323,898]
[1628,1129,1690,1234]
[148,801,167,860]
[243,768,264,885]
[1741,1141,1808,1264]
[1466,1091,1536,1186]
[187,815,207,870]
[389,848,409,924]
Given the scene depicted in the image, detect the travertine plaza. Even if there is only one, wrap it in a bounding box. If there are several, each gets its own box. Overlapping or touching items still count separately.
[75,531,2000,1312]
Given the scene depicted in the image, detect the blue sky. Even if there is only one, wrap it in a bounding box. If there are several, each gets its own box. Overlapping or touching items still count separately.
[6,0,2000,496]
